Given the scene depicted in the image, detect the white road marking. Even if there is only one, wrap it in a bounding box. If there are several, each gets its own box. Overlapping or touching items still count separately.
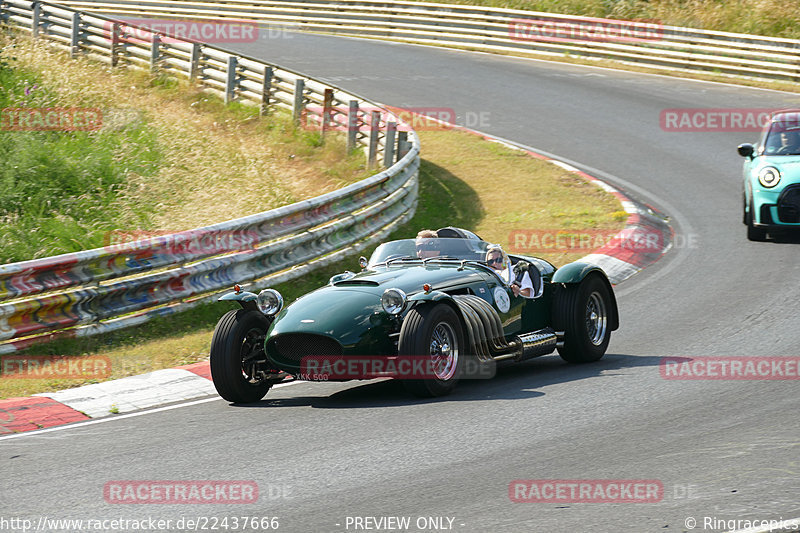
[0,381,300,442]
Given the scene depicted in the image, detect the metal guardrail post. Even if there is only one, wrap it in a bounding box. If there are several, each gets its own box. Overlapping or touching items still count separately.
[69,11,80,58]
[292,78,305,124]
[367,110,380,169]
[261,66,273,116]
[396,131,409,162]
[150,33,161,73]
[346,100,358,152]
[189,42,200,82]
[110,22,120,67]
[795,42,800,83]
[225,55,237,104]
[321,87,333,137]
[383,121,396,167]
[31,1,40,38]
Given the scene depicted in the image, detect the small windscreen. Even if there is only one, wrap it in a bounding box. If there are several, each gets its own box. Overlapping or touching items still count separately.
[368,238,493,266]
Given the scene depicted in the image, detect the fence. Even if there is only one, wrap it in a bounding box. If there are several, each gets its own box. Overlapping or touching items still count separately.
[46,0,800,82]
[0,0,420,354]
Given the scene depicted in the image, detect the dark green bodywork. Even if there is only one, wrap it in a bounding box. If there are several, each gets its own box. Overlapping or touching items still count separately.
[239,254,618,374]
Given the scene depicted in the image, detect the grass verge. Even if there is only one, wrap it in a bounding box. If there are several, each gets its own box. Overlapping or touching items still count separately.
[416,0,800,40]
[0,34,371,263]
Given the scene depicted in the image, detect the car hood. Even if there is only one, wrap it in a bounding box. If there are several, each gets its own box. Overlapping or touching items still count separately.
[760,157,800,183]
[330,263,489,293]
[265,264,489,356]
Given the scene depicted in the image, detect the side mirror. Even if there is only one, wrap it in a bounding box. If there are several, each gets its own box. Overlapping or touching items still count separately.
[737,143,755,159]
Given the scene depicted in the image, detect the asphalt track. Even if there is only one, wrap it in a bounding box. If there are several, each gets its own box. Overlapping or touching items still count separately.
[3,27,800,533]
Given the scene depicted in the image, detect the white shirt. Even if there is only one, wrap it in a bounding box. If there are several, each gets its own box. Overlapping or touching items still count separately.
[495,265,535,298]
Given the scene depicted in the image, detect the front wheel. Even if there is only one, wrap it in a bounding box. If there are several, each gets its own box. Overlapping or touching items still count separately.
[554,275,612,363]
[398,303,464,397]
[747,198,767,241]
[210,310,273,403]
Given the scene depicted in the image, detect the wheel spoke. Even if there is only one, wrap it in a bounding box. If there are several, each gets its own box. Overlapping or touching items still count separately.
[585,292,607,346]
[428,322,458,380]
[240,328,267,384]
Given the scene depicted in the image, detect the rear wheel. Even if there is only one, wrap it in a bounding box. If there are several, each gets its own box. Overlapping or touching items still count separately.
[554,275,612,363]
[210,310,273,403]
[399,304,464,397]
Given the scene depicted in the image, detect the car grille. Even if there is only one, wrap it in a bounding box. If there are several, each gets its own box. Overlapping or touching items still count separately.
[777,185,800,223]
[268,334,342,364]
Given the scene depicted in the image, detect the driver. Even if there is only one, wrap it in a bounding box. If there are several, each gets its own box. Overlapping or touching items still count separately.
[486,246,533,298]
[775,130,800,155]
[415,229,440,259]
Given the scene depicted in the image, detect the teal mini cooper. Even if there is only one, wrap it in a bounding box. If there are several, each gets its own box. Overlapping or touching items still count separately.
[210,228,619,402]
[739,110,800,241]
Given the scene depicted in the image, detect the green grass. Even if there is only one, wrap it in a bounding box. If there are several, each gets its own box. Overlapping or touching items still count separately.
[0,46,163,262]
[0,36,373,263]
[416,0,800,39]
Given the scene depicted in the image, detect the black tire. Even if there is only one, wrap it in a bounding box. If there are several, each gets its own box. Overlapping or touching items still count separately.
[210,309,273,403]
[398,303,464,397]
[747,198,767,241]
[742,192,748,225]
[554,275,612,363]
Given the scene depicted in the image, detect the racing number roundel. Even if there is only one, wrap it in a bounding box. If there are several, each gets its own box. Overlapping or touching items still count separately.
[493,287,510,313]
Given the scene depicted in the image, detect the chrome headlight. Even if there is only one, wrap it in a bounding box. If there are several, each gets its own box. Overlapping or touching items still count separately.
[758,166,781,188]
[257,289,284,316]
[381,288,406,315]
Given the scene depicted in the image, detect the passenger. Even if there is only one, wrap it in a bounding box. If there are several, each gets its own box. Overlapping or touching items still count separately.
[415,229,440,259]
[486,246,533,298]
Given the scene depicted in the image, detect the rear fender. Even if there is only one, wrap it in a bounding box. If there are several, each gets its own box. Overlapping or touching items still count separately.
[552,263,619,331]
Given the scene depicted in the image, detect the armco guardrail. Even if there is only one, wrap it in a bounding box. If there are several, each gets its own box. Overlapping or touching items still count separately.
[50,0,800,82]
[0,0,420,354]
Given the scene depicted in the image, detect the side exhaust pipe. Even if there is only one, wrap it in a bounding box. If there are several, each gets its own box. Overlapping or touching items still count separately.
[495,328,558,362]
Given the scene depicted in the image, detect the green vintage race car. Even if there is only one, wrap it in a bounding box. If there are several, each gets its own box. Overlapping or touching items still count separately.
[210,227,619,402]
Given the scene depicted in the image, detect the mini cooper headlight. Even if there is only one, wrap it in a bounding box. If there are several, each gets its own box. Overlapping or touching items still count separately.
[257,289,284,316]
[758,166,781,188]
[381,288,406,315]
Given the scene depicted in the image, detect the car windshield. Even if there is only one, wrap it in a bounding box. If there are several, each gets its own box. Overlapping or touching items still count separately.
[368,238,493,266]
[763,115,800,156]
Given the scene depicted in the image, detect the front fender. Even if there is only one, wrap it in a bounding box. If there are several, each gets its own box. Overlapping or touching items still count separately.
[406,290,469,338]
[407,290,456,304]
[219,290,258,311]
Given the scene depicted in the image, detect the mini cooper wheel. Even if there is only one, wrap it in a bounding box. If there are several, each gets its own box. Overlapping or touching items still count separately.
[554,275,612,363]
[398,303,465,397]
[210,310,273,403]
[746,198,767,241]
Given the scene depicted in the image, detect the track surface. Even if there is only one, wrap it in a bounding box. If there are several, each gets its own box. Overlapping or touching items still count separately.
[3,28,800,533]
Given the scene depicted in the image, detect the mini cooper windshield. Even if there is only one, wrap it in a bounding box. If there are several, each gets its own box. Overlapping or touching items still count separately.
[763,122,800,156]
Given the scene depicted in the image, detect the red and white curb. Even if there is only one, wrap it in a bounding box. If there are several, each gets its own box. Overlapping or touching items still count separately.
[0,362,214,434]
[0,126,672,436]
[407,113,673,285]
[541,158,673,285]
